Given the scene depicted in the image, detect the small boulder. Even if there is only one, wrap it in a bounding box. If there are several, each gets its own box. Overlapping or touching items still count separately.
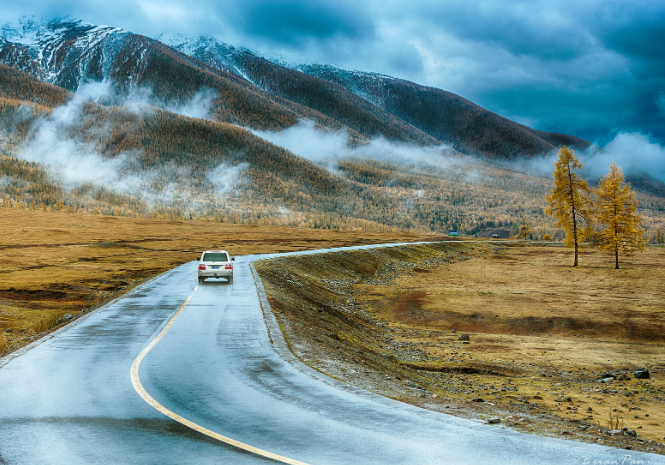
[598,373,616,383]
[56,314,74,326]
[487,418,501,424]
[458,334,470,341]
[471,398,485,403]
[634,368,650,379]
[4,328,13,333]
[626,430,638,438]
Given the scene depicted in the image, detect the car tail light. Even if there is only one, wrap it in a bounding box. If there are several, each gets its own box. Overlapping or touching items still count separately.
[198,264,206,270]
[225,263,233,270]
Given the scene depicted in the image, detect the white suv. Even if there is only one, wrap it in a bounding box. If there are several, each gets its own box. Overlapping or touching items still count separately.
[197,250,234,284]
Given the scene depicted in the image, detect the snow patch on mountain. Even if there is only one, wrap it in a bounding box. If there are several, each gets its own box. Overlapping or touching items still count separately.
[0,15,129,86]
[153,32,397,106]
[155,32,258,85]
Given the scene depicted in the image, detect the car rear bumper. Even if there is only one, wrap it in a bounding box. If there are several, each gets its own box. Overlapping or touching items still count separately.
[198,270,233,278]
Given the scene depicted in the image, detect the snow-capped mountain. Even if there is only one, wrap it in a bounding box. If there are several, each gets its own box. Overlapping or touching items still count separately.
[153,32,592,157]
[153,33,256,84]
[0,16,129,87]
[0,15,591,158]
[156,32,391,107]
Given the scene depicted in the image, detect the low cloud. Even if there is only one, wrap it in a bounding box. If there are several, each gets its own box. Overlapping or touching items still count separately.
[498,132,665,184]
[166,87,218,119]
[254,121,665,188]
[252,120,457,172]
[208,162,249,197]
[18,85,129,186]
[586,132,665,182]
[14,81,242,211]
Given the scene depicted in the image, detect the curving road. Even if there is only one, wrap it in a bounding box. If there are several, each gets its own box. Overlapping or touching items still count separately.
[1,245,663,464]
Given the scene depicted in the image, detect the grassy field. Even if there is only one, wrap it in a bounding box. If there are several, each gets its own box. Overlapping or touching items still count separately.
[361,244,665,437]
[0,208,436,355]
[256,242,665,452]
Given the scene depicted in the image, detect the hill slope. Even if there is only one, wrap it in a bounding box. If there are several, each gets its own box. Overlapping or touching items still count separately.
[1,63,663,239]
[294,63,591,159]
[0,16,591,159]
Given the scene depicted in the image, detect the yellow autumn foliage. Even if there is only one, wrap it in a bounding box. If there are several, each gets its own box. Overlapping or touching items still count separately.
[545,146,594,266]
[594,161,645,268]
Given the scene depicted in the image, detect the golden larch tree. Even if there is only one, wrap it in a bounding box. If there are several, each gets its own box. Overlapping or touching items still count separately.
[545,146,594,266]
[593,161,644,269]
[516,217,532,240]
[655,228,664,245]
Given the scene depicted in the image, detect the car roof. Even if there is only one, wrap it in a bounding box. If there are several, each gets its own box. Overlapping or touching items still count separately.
[202,250,229,253]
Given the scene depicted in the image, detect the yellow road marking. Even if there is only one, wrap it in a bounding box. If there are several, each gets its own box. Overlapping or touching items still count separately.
[130,295,310,465]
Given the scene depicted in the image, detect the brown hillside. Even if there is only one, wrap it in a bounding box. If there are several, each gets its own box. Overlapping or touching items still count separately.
[234,54,438,145]
[298,65,591,159]
[0,63,70,108]
[1,68,662,237]
[360,80,590,159]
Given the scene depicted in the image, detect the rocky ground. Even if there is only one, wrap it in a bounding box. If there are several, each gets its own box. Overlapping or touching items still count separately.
[255,241,665,455]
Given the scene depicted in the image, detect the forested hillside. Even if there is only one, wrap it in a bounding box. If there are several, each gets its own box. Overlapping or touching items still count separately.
[0,64,70,107]
[296,64,592,159]
[1,61,664,239]
[1,16,594,159]
[1,18,664,241]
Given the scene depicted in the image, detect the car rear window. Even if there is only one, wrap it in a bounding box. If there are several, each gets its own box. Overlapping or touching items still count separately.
[203,252,229,262]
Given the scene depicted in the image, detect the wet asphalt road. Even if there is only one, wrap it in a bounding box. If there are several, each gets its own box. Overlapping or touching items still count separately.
[1,245,664,464]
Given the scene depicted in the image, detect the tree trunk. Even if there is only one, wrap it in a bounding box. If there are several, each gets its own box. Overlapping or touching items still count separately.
[572,208,579,267]
[615,246,619,269]
[568,164,579,267]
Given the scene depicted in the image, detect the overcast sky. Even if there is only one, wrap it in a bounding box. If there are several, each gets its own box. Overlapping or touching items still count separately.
[2,0,665,147]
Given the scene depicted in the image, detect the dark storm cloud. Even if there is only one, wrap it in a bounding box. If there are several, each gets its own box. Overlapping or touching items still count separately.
[396,0,596,61]
[596,3,665,62]
[224,0,375,44]
[1,0,664,148]
[376,0,665,146]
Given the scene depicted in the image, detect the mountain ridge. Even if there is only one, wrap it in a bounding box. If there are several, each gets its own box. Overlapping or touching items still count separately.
[1,15,591,159]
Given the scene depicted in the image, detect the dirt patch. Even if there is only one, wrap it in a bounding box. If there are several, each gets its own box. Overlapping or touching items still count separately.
[394,291,428,323]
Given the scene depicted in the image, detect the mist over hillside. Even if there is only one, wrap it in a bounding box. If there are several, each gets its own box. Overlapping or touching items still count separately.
[1,15,595,159]
[0,15,664,240]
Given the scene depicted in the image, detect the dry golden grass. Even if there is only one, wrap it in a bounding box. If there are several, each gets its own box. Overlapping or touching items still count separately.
[0,208,435,355]
[358,244,665,443]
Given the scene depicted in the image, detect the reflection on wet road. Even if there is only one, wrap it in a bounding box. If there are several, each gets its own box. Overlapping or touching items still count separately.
[1,246,663,464]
